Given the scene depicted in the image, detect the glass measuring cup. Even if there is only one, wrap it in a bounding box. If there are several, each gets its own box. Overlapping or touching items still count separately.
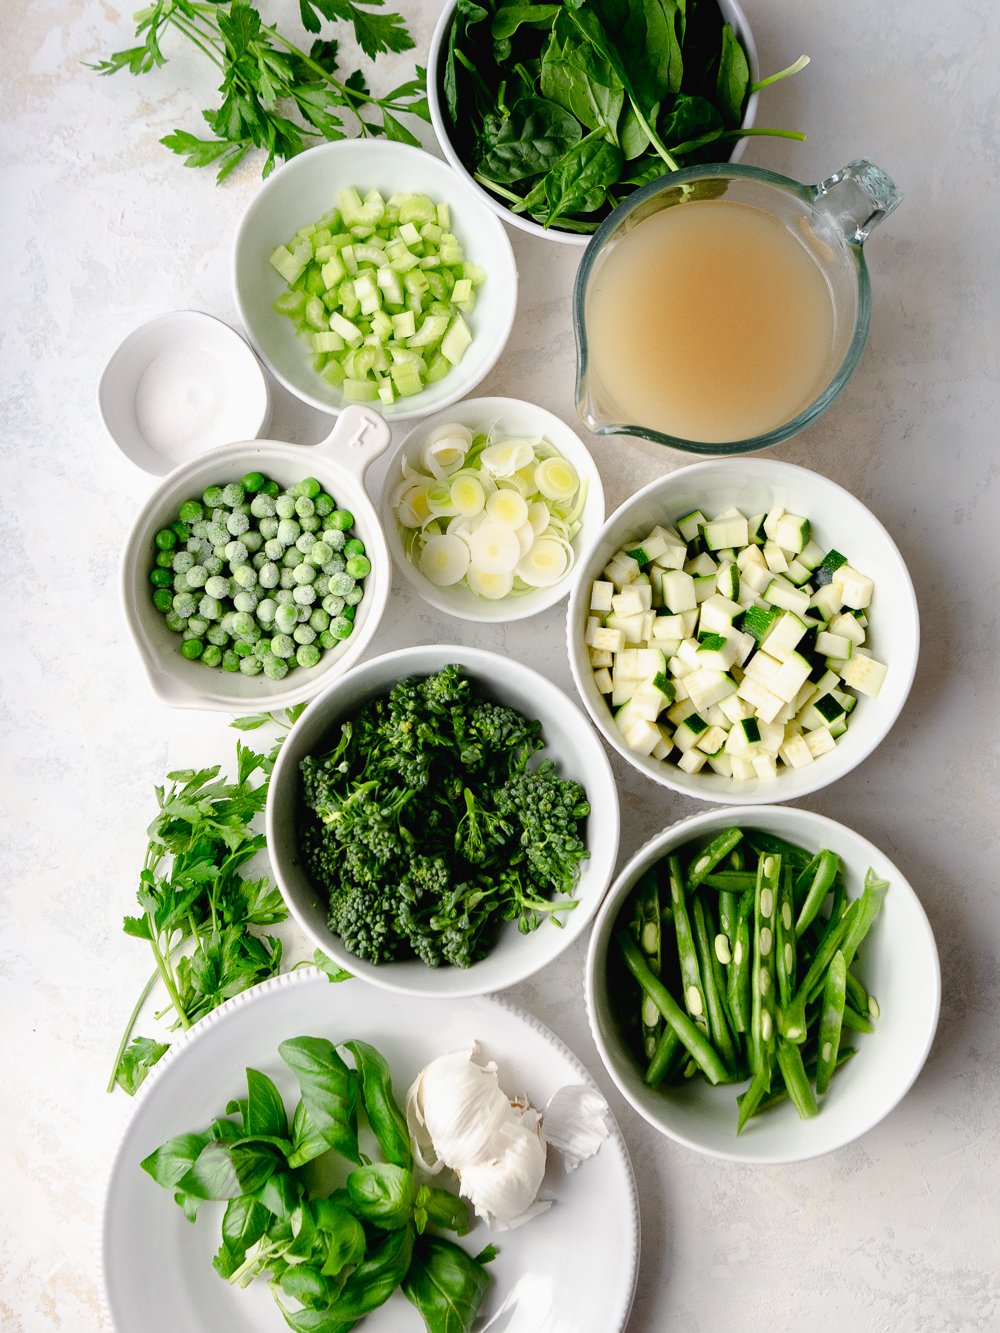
[573,160,902,455]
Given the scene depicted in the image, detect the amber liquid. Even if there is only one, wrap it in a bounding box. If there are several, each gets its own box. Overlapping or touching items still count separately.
[585,200,838,443]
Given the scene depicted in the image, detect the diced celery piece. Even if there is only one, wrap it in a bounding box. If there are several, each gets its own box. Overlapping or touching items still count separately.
[342,377,380,401]
[398,194,437,224]
[390,361,425,396]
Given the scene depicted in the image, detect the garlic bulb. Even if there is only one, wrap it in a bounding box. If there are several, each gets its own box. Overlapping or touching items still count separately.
[405,1045,610,1232]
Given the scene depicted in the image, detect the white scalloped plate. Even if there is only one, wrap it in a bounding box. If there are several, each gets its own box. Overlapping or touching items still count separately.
[102,969,639,1333]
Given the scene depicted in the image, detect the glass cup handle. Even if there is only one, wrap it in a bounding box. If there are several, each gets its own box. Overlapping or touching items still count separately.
[811,159,903,244]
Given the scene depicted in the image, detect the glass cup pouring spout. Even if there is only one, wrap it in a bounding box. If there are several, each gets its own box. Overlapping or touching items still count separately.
[573,159,902,456]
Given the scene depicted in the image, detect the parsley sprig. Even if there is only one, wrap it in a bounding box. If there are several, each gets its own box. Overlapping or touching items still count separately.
[91,0,430,180]
[109,707,305,1095]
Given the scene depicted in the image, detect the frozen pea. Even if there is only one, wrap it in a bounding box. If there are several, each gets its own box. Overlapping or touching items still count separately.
[308,541,333,567]
[293,624,316,645]
[164,610,187,633]
[203,484,224,508]
[232,611,256,637]
[253,639,271,661]
[296,643,321,669]
[207,522,229,546]
[277,518,301,546]
[222,649,240,672]
[328,572,355,597]
[330,615,354,640]
[191,520,210,539]
[257,597,278,626]
[318,630,336,650]
[234,590,260,614]
[187,536,211,558]
[225,539,249,565]
[328,509,354,531]
[233,564,257,589]
[324,554,346,575]
[205,575,229,599]
[315,492,335,517]
[322,529,346,550]
[154,527,177,551]
[282,547,304,569]
[263,656,289,681]
[292,563,316,585]
[344,537,365,558]
[297,604,312,622]
[344,586,363,607]
[279,568,296,590]
[172,550,195,574]
[270,633,295,659]
[151,568,174,589]
[152,588,173,613]
[227,511,250,537]
[220,611,238,634]
[295,531,317,554]
[314,575,330,597]
[342,604,356,621]
[201,644,222,667]
[275,589,294,606]
[259,516,279,540]
[155,550,175,569]
[293,584,317,606]
[301,515,320,533]
[179,499,204,523]
[198,595,222,621]
[222,482,244,507]
[207,624,229,647]
[212,507,227,524]
[294,495,315,518]
[242,471,266,494]
[252,552,267,571]
[242,529,263,554]
[239,655,263,676]
[259,562,280,589]
[295,477,322,499]
[250,493,276,519]
[322,594,345,617]
[173,591,197,618]
[275,603,298,634]
[309,607,330,632]
[171,519,191,542]
[346,555,371,579]
[203,555,223,576]
[187,615,210,637]
[181,638,204,660]
[275,495,296,519]
[233,640,255,658]
[264,538,284,561]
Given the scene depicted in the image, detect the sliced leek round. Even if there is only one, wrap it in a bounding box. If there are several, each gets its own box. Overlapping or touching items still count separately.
[419,534,471,586]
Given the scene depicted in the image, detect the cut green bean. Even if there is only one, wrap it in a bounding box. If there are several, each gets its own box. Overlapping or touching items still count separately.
[727,887,753,1034]
[841,1004,874,1035]
[616,931,729,1085]
[780,900,858,1042]
[668,856,709,1034]
[742,1048,857,1120]
[844,968,869,1017]
[633,869,664,1060]
[745,831,813,870]
[794,849,840,937]
[702,870,757,892]
[775,862,797,1010]
[686,828,744,891]
[775,1037,819,1119]
[750,852,780,1086]
[816,950,847,1094]
[644,1025,684,1088]
[840,869,889,968]
[736,1068,770,1134]
[692,894,738,1075]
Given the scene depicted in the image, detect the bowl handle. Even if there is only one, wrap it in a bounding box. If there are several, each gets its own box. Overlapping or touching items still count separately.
[314,404,392,482]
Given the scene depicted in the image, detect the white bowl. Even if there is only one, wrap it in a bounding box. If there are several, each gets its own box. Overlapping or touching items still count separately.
[266,644,620,997]
[566,457,919,803]
[380,396,606,622]
[427,0,760,247]
[232,140,517,419]
[586,804,941,1163]
[98,310,271,476]
[121,405,393,712]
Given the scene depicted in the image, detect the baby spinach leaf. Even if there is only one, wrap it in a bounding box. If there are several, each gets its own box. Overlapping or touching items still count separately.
[445,0,490,120]
[401,1234,493,1333]
[492,4,561,41]
[479,97,583,183]
[540,23,624,141]
[343,1038,412,1169]
[279,1036,361,1164]
[660,92,723,148]
[715,22,749,126]
[543,132,623,225]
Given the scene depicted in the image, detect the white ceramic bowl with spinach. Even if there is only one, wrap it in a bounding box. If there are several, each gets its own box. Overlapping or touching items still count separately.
[427,0,764,245]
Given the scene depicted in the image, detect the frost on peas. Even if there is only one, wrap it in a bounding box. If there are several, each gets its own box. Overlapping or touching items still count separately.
[172,591,197,618]
[263,656,289,680]
[165,610,187,633]
[310,607,331,632]
[292,563,316,585]
[327,571,355,597]
[314,574,330,597]
[264,538,284,561]
[293,623,317,645]
[242,529,263,554]
[207,522,229,546]
[191,520,210,539]
[201,644,222,668]
[275,495,296,520]
[251,551,267,571]
[225,539,249,565]
[344,585,364,606]
[271,633,295,659]
[172,550,195,574]
[259,517,280,541]
[251,493,277,519]
[296,643,322,669]
[322,529,347,551]
[294,494,315,519]
[199,594,223,621]
[282,547,304,569]
[202,485,224,508]
[277,518,301,546]
[203,555,223,576]
[324,555,346,577]
[239,655,263,676]
[227,511,250,537]
[222,482,244,508]
[300,514,320,533]
[331,614,354,639]
[307,540,333,567]
[253,639,271,661]
[259,561,280,589]
[233,564,258,589]
[293,584,317,606]
[279,568,296,590]
[187,615,210,637]
[187,536,212,558]
[275,588,294,606]
[257,597,278,626]
[231,609,256,636]
[204,574,229,600]
[206,623,229,646]
[295,531,317,554]
[275,603,298,635]
[234,589,260,614]
[322,593,345,616]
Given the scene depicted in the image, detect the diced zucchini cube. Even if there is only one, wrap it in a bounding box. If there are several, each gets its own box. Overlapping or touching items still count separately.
[840,654,887,698]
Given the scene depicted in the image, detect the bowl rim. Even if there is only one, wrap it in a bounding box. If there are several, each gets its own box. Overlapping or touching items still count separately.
[584,802,942,1163]
[265,642,621,997]
[426,0,761,247]
[120,407,393,713]
[379,395,607,623]
[231,138,518,419]
[565,455,920,804]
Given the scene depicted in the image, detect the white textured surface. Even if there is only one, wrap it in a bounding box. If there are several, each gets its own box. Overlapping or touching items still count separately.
[1,2,998,1331]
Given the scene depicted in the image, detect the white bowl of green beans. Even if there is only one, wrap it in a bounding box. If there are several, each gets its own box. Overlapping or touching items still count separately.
[586,804,940,1163]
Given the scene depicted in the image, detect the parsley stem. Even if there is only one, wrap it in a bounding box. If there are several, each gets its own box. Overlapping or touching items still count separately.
[168,11,224,70]
[149,929,192,1031]
[106,969,159,1094]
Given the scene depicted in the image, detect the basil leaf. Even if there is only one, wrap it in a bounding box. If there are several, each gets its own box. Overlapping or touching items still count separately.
[279,1037,360,1164]
[183,1139,281,1200]
[343,1038,412,1169]
[401,1234,492,1333]
[258,1170,303,1221]
[312,1199,367,1278]
[346,1163,417,1230]
[140,1131,211,1190]
[245,1067,289,1139]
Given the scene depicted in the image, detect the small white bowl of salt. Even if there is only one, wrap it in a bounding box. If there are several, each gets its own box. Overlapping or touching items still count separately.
[98,310,271,476]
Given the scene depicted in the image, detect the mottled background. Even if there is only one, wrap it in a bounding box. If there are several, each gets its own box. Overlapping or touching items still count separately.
[1,1,997,1330]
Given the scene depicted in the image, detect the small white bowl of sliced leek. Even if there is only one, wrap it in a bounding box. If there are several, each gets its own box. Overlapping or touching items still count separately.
[381,396,605,622]
[566,458,919,803]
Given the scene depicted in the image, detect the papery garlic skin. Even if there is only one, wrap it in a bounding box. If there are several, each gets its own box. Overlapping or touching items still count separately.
[406,1046,515,1175]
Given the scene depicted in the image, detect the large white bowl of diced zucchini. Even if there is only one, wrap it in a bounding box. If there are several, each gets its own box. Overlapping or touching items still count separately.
[566,458,919,803]
[233,139,518,420]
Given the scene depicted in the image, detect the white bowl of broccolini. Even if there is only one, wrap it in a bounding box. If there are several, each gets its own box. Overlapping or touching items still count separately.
[121,405,394,712]
[566,457,919,803]
[265,644,620,998]
[586,804,940,1163]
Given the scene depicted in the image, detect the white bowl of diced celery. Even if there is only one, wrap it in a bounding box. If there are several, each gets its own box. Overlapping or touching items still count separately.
[380,397,606,622]
[232,139,518,419]
[566,458,919,803]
